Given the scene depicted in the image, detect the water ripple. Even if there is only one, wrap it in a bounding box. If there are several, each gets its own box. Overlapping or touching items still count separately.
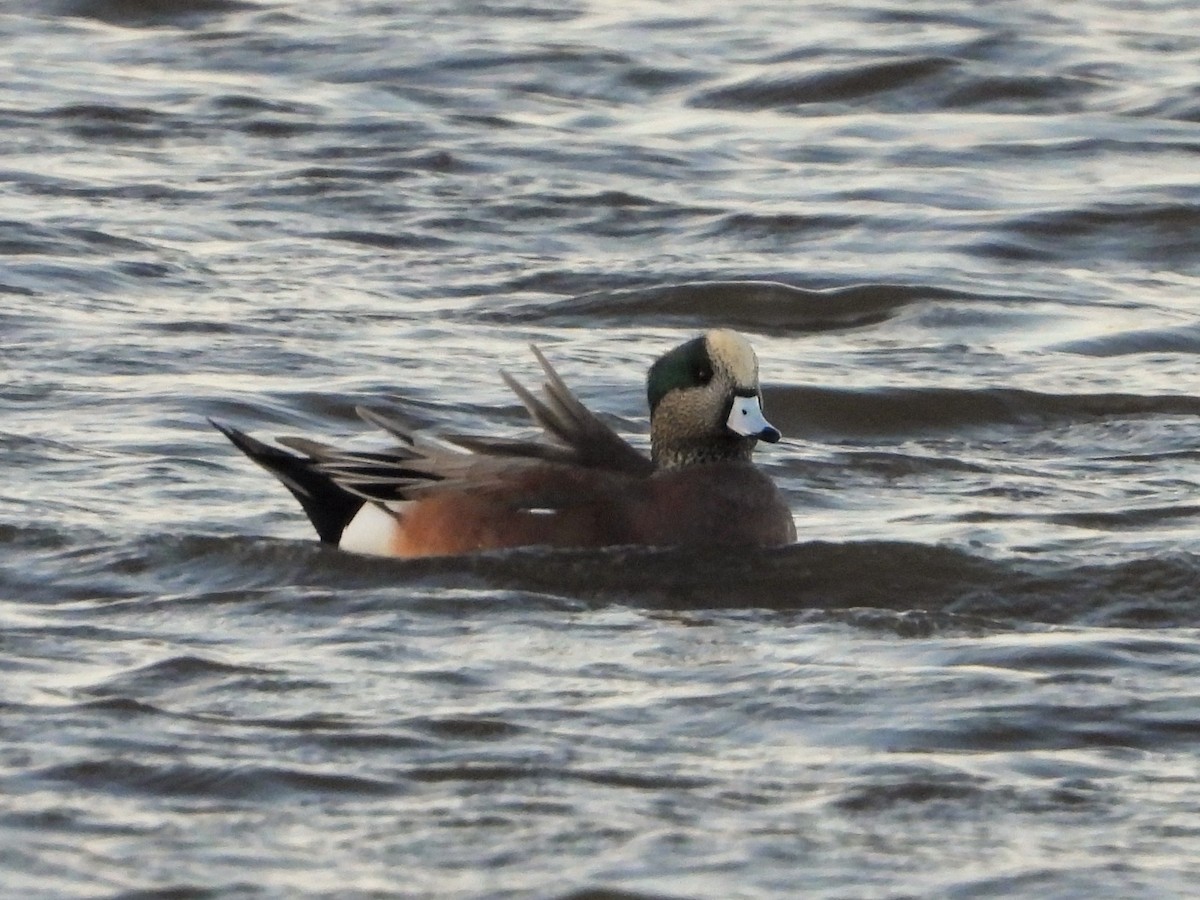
[6,0,1200,896]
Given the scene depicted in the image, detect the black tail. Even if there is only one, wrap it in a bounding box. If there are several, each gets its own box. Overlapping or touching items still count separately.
[210,419,363,546]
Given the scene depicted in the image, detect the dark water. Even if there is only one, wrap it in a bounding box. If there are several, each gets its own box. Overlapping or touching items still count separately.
[5,1,1200,896]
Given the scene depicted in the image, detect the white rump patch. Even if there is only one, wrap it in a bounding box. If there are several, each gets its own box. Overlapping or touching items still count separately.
[339,503,400,557]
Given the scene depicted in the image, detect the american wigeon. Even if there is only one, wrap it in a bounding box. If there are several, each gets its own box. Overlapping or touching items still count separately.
[212,329,796,557]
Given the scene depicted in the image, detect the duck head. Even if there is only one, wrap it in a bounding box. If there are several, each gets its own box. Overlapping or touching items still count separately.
[646,329,781,469]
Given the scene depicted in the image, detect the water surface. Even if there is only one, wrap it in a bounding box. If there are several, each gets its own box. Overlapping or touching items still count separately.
[4,1,1200,897]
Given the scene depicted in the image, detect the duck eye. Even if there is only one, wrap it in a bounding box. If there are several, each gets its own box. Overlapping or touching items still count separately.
[692,364,713,385]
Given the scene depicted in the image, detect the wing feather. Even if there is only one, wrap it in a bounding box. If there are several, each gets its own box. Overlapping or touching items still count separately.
[260,346,653,505]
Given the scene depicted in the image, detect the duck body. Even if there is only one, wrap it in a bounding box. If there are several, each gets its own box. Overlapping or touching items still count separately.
[336,459,794,557]
[213,330,795,558]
